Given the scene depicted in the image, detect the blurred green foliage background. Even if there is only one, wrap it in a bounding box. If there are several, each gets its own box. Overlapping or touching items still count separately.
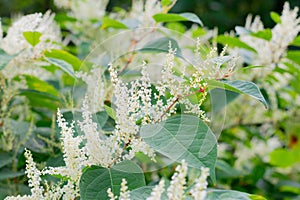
[1,0,300,33]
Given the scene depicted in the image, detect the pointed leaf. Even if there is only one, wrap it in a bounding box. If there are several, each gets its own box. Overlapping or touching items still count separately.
[140,115,217,182]
[270,11,281,24]
[153,12,203,26]
[251,29,272,41]
[80,160,145,200]
[139,37,183,58]
[45,57,75,77]
[23,31,42,47]
[207,80,268,108]
[101,17,128,29]
[44,49,82,71]
[216,35,257,53]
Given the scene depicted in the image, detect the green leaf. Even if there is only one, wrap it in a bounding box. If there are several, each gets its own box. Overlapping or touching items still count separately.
[291,35,300,46]
[18,89,61,110]
[207,80,268,108]
[140,115,217,182]
[0,49,16,70]
[0,153,13,168]
[251,29,272,41]
[286,51,300,66]
[45,57,75,78]
[216,159,244,178]
[216,35,257,53]
[206,189,267,200]
[22,31,42,47]
[161,0,173,7]
[44,49,82,71]
[270,11,281,24]
[21,75,59,97]
[269,149,298,168]
[101,17,128,29]
[0,169,25,180]
[153,12,203,26]
[80,160,145,200]
[131,186,156,200]
[104,105,116,120]
[139,37,183,58]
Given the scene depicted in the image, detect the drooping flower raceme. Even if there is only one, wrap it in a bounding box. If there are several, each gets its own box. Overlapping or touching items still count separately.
[239,2,300,71]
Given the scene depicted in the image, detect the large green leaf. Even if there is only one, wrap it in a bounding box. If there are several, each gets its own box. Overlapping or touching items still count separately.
[0,169,25,180]
[216,35,257,53]
[0,153,13,168]
[80,160,145,200]
[15,75,61,110]
[269,149,298,168]
[153,12,203,26]
[0,49,16,70]
[206,189,267,200]
[140,115,217,182]
[45,57,75,78]
[251,29,272,41]
[18,89,61,110]
[207,80,268,108]
[44,49,83,77]
[104,105,116,120]
[22,31,42,47]
[101,17,128,29]
[22,75,59,97]
[139,37,183,58]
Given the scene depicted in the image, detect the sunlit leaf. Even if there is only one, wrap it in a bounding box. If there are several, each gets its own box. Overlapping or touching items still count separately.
[207,80,268,108]
[153,12,203,26]
[216,35,257,53]
[23,31,42,47]
[140,115,217,182]
[101,17,128,29]
[270,11,281,24]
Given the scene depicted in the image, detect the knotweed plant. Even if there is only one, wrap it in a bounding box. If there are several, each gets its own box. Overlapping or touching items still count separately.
[1,0,298,200]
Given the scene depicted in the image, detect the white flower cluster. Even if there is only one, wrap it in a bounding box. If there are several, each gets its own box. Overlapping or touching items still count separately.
[130,0,173,27]
[239,2,300,72]
[76,67,106,112]
[0,11,61,79]
[5,149,44,200]
[167,160,188,199]
[107,179,130,200]
[54,0,109,20]
[190,167,210,200]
